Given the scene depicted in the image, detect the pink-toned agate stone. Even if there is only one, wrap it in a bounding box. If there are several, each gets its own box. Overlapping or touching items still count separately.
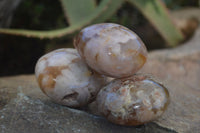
[74,23,147,78]
[96,74,169,126]
[35,48,106,107]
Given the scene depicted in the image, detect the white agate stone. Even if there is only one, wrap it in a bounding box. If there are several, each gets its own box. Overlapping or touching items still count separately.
[96,74,169,126]
[74,23,148,78]
[35,48,106,107]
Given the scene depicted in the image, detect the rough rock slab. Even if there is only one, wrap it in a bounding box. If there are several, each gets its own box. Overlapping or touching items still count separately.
[0,77,173,133]
[140,26,200,133]
[1,28,200,133]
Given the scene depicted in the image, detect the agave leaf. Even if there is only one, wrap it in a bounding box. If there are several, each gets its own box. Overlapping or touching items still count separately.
[92,0,123,23]
[60,0,96,25]
[127,0,184,46]
[0,0,111,39]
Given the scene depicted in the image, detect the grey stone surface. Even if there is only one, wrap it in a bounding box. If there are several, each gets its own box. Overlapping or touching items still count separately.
[0,76,174,133]
[140,26,200,133]
[1,20,200,133]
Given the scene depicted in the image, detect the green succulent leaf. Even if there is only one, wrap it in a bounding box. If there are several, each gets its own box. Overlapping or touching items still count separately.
[0,0,184,47]
[92,0,124,23]
[0,0,111,39]
[127,0,184,46]
[0,0,122,39]
[60,0,96,25]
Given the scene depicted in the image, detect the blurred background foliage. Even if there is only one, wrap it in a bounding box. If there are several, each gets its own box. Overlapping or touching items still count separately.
[11,0,67,30]
[163,0,199,9]
[0,0,199,76]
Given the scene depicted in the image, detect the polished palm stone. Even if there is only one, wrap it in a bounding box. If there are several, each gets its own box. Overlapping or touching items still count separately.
[74,23,148,78]
[96,74,170,126]
[35,48,106,107]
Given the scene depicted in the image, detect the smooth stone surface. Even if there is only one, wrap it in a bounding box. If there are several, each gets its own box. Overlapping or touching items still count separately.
[96,74,169,126]
[74,23,147,78]
[35,48,106,107]
[1,26,200,133]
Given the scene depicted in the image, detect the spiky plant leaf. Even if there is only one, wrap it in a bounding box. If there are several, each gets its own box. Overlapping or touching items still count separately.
[0,0,111,39]
[127,0,184,46]
[60,0,96,25]
[92,0,123,23]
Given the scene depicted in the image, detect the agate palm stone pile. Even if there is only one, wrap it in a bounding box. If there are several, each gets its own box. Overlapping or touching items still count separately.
[35,23,169,126]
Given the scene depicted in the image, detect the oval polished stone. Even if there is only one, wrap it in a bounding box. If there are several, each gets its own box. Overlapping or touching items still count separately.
[35,48,106,107]
[96,74,170,126]
[74,23,148,78]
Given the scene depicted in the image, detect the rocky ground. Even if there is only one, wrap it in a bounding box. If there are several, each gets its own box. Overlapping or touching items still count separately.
[1,11,200,133]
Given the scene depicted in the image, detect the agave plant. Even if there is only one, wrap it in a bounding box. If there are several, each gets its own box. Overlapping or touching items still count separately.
[0,0,184,46]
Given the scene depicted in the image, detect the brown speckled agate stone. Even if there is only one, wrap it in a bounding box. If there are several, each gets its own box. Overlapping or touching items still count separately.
[96,74,170,126]
[35,48,106,107]
[74,23,147,78]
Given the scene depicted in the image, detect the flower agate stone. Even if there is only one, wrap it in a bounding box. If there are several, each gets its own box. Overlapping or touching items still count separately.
[35,48,106,107]
[96,74,169,126]
[74,23,147,78]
